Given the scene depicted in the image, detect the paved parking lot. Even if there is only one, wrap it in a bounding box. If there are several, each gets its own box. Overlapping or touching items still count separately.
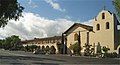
[0,49,120,65]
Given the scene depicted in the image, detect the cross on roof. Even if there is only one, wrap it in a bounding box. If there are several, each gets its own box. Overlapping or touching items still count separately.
[103,5,106,10]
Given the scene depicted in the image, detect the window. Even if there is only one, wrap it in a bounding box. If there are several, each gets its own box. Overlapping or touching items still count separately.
[102,13,105,19]
[96,24,100,30]
[106,22,109,29]
[74,33,78,41]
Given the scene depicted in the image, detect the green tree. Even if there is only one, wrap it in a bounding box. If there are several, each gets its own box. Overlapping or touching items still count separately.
[57,43,64,54]
[50,46,56,54]
[2,35,21,50]
[0,0,24,27]
[29,45,38,52]
[69,42,81,55]
[83,43,92,56]
[0,40,1,48]
[102,46,110,53]
[0,39,5,48]
[102,46,110,58]
[96,43,101,54]
[24,45,30,52]
[113,0,120,19]
[0,40,3,48]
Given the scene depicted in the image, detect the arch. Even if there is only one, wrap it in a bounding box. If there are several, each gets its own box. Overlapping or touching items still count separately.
[74,33,78,41]
[102,13,105,19]
[38,46,41,49]
[118,48,120,54]
[106,22,109,29]
[45,45,50,52]
[117,45,120,54]
[46,45,50,50]
[96,24,100,30]
[51,46,55,49]
[50,46,56,54]
[42,46,45,50]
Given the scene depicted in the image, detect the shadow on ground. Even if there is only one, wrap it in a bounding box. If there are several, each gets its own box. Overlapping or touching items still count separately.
[0,55,65,65]
[0,55,120,65]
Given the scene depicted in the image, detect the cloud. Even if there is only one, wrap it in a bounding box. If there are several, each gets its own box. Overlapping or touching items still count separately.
[44,0,65,12]
[65,15,71,20]
[0,12,74,40]
[118,25,120,30]
[82,19,93,26]
[28,0,38,8]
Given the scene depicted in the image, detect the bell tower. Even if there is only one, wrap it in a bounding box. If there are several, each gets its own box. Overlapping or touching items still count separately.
[93,9,119,52]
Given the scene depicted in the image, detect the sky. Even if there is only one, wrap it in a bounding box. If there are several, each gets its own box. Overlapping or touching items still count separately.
[0,0,115,40]
[18,0,115,21]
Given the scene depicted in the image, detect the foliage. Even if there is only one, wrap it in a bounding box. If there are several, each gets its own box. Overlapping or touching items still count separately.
[96,43,101,54]
[0,35,21,50]
[0,0,24,27]
[24,45,38,52]
[69,42,81,55]
[103,52,118,58]
[83,43,92,56]
[50,46,56,54]
[113,0,120,19]
[30,45,38,52]
[57,43,64,54]
[45,46,50,53]
[102,46,110,53]
[0,39,4,48]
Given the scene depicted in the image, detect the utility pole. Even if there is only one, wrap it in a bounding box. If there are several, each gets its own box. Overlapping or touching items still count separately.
[78,31,81,55]
[62,33,67,54]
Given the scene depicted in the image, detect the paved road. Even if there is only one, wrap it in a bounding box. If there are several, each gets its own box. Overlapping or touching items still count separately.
[0,49,120,65]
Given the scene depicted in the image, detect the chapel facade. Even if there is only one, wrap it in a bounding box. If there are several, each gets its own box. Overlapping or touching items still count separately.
[62,10,120,54]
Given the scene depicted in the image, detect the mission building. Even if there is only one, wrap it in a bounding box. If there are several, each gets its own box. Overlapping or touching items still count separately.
[63,9,120,54]
[21,9,120,54]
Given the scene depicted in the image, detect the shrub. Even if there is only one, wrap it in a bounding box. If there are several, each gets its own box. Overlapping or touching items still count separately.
[69,42,81,55]
[102,52,118,58]
[50,46,56,54]
[83,43,92,56]
[45,46,50,53]
[24,45,38,52]
[102,46,110,53]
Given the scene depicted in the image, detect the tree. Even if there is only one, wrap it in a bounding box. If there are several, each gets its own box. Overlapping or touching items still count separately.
[50,46,56,54]
[113,0,120,19]
[29,45,38,52]
[0,39,5,48]
[102,46,110,53]
[102,46,110,58]
[69,42,81,55]
[2,35,21,50]
[57,43,64,54]
[96,43,101,54]
[83,43,92,56]
[0,40,3,48]
[0,0,24,27]
[24,45,30,52]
